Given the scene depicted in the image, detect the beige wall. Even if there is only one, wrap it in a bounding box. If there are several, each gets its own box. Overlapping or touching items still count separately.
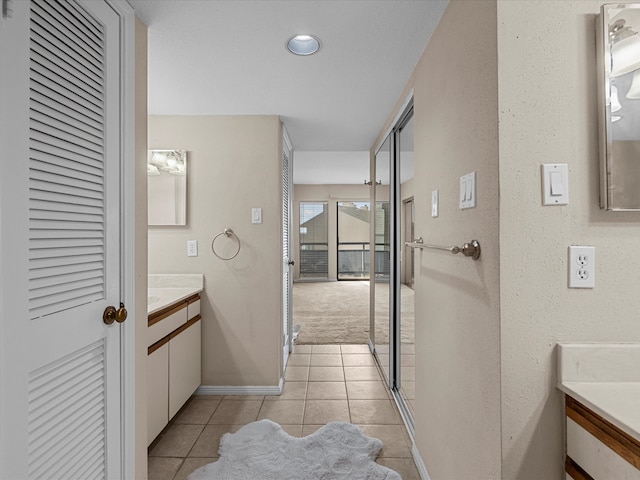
[497,1,640,478]
[293,184,370,280]
[374,1,640,479]
[134,17,148,480]
[411,1,501,478]
[148,115,283,387]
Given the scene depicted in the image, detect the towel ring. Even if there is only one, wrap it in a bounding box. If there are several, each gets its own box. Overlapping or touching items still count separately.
[211,228,241,260]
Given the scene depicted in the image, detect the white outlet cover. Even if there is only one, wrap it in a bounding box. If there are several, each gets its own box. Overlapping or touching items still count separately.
[187,240,198,257]
[568,245,595,288]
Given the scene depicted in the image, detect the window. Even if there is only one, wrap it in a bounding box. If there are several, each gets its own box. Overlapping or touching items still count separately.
[299,202,328,278]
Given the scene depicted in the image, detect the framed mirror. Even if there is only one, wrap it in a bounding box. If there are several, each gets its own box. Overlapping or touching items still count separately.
[598,4,640,211]
[147,149,187,225]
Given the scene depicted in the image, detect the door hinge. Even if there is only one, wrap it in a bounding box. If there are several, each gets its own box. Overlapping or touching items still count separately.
[2,0,13,18]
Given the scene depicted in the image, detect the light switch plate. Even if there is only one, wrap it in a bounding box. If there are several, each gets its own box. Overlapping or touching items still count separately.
[460,172,476,209]
[252,207,262,224]
[431,190,439,217]
[542,164,569,205]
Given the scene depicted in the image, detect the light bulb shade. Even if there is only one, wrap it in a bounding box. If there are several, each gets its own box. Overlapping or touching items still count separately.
[611,33,640,77]
[611,85,623,112]
[147,150,187,176]
[147,163,160,176]
[627,69,640,98]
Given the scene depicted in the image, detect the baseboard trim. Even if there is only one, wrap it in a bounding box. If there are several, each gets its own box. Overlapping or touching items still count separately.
[412,443,432,480]
[196,377,284,396]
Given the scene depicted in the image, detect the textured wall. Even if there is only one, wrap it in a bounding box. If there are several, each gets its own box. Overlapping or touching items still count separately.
[411,1,502,478]
[497,1,640,478]
[148,115,282,387]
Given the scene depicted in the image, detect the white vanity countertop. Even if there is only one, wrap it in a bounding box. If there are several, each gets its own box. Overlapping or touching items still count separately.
[148,274,203,315]
[557,343,640,441]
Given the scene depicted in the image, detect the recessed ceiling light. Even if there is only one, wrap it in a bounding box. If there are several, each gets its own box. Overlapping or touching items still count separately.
[286,34,320,56]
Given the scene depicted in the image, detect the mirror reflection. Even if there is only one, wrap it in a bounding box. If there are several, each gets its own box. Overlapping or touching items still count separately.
[148,149,187,225]
[599,4,640,210]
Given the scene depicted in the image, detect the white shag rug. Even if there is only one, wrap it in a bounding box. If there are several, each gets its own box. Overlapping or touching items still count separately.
[187,419,402,480]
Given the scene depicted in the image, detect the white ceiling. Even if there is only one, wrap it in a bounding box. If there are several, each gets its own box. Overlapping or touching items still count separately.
[130,1,446,150]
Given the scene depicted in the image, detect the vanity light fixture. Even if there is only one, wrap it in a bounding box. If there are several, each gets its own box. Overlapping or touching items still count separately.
[610,18,640,77]
[626,69,640,98]
[148,149,186,176]
[286,34,320,56]
[611,85,622,112]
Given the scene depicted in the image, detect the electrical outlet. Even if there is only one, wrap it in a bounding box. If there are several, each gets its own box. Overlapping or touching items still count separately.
[187,240,198,257]
[568,246,594,288]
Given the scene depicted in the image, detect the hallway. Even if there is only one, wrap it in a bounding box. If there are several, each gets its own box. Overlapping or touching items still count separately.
[148,344,419,479]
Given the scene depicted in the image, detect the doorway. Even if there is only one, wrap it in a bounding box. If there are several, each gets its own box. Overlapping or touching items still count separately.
[337,201,371,280]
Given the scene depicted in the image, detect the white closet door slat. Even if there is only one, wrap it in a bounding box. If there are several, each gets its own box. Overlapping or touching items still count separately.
[31,90,103,133]
[28,340,106,480]
[31,3,102,69]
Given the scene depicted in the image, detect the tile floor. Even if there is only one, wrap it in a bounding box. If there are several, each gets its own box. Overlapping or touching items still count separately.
[148,344,420,480]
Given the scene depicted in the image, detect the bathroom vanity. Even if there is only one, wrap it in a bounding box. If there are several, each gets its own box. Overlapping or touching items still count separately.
[557,343,640,479]
[147,275,203,445]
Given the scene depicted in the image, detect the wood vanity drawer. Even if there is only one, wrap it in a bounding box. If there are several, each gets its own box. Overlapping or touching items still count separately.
[566,396,640,480]
[148,304,187,346]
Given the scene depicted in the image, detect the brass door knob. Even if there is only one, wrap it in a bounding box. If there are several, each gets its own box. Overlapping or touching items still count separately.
[103,303,127,325]
[103,305,117,325]
[116,303,128,323]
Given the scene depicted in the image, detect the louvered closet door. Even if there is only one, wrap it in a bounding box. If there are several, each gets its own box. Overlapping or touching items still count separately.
[281,138,293,373]
[0,1,123,478]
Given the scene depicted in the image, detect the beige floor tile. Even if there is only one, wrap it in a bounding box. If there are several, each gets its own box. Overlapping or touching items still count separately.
[264,381,307,400]
[311,344,341,354]
[401,354,415,366]
[172,397,221,425]
[401,344,416,355]
[358,425,412,458]
[287,354,311,366]
[208,399,262,425]
[308,366,345,382]
[301,424,323,436]
[310,353,343,366]
[285,365,309,381]
[222,395,265,401]
[292,344,312,354]
[147,456,183,480]
[149,424,205,457]
[304,399,350,424]
[258,399,305,424]
[346,381,389,400]
[401,381,415,400]
[280,424,303,437]
[342,354,376,366]
[344,366,381,381]
[306,381,347,400]
[173,457,215,480]
[349,400,401,424]
[377,458,421,480]
[340,344,371,354]
[189,424,241,457]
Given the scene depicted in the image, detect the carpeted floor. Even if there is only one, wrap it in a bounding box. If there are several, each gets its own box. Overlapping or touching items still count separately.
[292,281,414,345]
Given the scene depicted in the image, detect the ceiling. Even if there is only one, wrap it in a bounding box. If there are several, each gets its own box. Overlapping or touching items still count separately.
[129,0,447,154]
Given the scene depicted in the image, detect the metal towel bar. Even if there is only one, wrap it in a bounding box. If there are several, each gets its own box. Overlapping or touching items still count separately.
[404,237,481,260]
